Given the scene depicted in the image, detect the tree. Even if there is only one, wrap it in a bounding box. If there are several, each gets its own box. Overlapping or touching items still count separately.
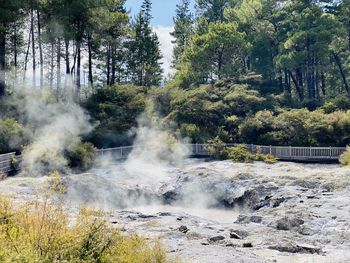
[141,0,153,22]
[195,0,230,22]
[127,6,163,87]
[179,22,246,84]
[0,0,25,96]
[171,0,193,67]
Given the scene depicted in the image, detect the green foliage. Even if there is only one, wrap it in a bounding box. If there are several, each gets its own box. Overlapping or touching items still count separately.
[227,145,256,163]
[66,141,97,171]
[238,108,350,146]
[205,137,229,159]
[127,10,163,87]
[171,0,193,67]
[259,154,278,164]
[179,123,201,142]
[322,96,350,113]
[0,118,29,153]
[339,146,350,166]
[0,197,173,263]
[84,85,147,147]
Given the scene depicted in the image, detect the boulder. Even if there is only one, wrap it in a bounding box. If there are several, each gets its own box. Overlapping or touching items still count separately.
[276,217,304,231]
[179,225,189,233]
[209,235,225,242]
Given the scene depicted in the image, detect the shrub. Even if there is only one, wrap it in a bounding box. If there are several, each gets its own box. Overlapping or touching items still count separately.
[259,154,278,164]
[0,196,172,263]
[179,123,201,142]
[205,137,229,159]
[0,118,29,153]
[322,96,350,113]
[339,146,350,166]
[227,145,256,163]
[66,141,97,171]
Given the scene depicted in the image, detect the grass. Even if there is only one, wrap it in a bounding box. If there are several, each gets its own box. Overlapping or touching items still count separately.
[0,172,177,263]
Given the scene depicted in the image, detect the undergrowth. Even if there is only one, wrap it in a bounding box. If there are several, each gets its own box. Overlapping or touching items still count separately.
[0,172,176,263]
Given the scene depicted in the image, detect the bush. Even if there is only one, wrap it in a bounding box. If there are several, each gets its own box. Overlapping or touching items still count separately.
[322,96,350,113]
[84,85,147,148]
[0,196,172,263]
[0,118,29,153]
[66,141,97,171]
[259,154,278,164]
[339,146,350,166]
[179,123,201,142]
[205,137,229,159]
[227,145,256,163]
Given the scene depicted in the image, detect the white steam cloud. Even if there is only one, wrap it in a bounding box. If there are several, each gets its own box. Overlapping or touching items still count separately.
[7,87,93,175]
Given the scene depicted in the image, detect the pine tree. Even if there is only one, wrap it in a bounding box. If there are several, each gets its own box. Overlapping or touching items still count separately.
[171,0,193,67]
[127,6,163,87]
[141,0,153,22]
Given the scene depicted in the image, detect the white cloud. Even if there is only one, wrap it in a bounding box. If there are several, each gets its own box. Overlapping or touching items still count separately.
[153,26,176,78]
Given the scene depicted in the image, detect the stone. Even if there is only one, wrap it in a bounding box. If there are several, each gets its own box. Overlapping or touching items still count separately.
[209,235,225,242]
[242,242,253,248]
[229,231,242,239]
[236,215,262,224]
[276,217,304,230]
[158,212,171,216]
[179,225,189,234]
[269,244,321,254]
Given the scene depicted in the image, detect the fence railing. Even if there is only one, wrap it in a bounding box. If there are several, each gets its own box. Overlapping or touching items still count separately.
[0,152,16,175]
[96,144,347,162]
[0,143,346,176]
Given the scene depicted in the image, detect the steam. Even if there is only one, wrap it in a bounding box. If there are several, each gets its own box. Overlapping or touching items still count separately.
[6,87,93,175]
[124,110,191,184]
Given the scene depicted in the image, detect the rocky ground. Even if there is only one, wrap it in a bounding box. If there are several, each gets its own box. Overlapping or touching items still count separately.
[1,159,350,262]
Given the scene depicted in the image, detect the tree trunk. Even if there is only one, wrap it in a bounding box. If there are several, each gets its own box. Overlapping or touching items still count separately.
[289,70,304,101]
[0,29,6,97]
[111,46,116,86]
[76,40,81,99]
[50,42,54,89]
[332,52,350,96]
[37,10,43,87]
[106,43,110,86]
[283,69,291,95]
[57,38,61,97]
[31,5,36,87]
[320,71,326,96]
[13,25,17,83]
[87,33,93,86]
[65,39,70,74]
[23,27,32,84]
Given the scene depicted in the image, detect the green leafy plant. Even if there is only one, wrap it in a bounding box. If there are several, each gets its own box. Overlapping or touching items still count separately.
[205,137,229,159]
[227,145,256,163]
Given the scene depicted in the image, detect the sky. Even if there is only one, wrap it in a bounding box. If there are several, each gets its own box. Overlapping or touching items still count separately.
[125,0,195,76]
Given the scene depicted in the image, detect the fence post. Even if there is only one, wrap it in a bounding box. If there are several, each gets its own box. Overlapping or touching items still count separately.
[269,145,272,155]
[289,146,292,157]
[196,143,198,154]
[310,146,312,156]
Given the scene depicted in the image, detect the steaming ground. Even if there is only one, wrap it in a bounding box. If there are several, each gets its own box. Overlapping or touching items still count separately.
[2,159,350,262]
